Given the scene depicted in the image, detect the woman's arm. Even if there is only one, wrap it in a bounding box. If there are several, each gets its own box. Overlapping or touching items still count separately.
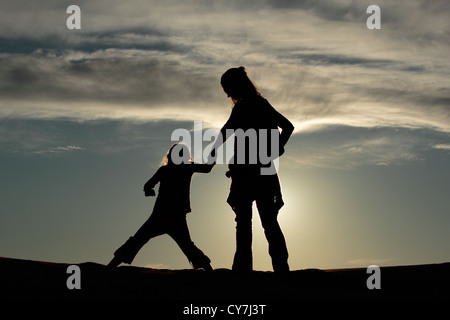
[267,101,294,154]
[207,113,236,164]
[276,110,294,151]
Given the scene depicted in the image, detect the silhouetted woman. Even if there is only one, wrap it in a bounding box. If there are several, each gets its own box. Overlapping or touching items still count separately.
[210,67,294,273]
[108,143,213,271]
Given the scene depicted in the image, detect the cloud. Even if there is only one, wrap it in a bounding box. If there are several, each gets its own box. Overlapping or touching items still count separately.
[33,145,84,155]
[433,144,450,150]
[0,49,219,102]
[347,258,394,267]
[283,126,434,169]
[143,263,170,269]
[1,0,449,154]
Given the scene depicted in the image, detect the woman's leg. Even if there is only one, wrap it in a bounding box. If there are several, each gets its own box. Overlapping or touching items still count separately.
[256,202,289,273]
[231,204,253,272]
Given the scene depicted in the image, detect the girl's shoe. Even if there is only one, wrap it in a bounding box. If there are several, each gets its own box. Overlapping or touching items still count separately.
[107,256,122,268]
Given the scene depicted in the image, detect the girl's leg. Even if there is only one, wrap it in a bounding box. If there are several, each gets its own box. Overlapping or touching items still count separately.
[108,214,165,267]
[168,216,213,271]
[232,204,253,272]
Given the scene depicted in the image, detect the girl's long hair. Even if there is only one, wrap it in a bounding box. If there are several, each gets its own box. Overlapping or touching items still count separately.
[220,66,261,104]
[160,142,192,166]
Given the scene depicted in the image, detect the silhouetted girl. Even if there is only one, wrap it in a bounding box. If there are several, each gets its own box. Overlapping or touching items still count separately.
[209,66,294,273]
[108,143,213,271]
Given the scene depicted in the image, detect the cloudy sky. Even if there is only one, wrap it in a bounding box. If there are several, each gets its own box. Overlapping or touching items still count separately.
[1,0,449,271]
